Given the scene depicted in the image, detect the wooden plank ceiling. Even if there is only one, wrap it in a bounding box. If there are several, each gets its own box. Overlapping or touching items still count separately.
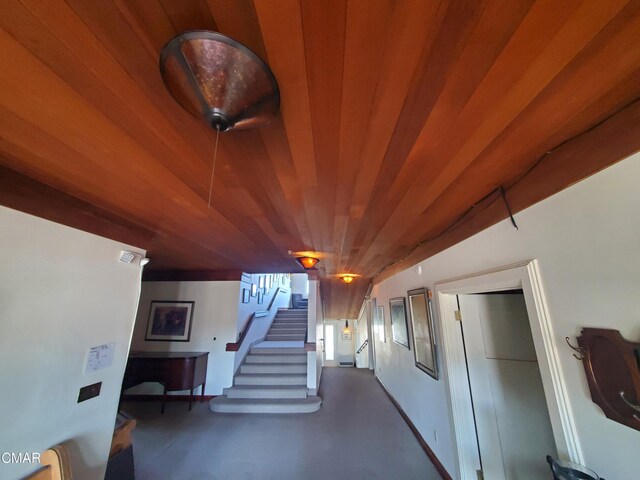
[1,1,640,319]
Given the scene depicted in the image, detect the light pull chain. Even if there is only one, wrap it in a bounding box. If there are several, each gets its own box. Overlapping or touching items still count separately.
[207,125,221,208]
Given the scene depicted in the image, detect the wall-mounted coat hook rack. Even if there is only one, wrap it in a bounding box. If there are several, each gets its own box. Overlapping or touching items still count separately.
[565,336,585,360]
[619,390,640,413]
[576,328,640,432]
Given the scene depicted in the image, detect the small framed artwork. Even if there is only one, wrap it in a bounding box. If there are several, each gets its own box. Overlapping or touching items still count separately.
[242,288,250,303]
[259,275,265,289]
[376,305,386,343]
[257,292,264,304]
[251,283,257,297]
[389,297,410,349]
[408,288,438,379]
[145,301,194,342]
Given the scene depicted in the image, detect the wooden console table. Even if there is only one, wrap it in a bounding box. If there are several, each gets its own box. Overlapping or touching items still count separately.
[122,351,208,413]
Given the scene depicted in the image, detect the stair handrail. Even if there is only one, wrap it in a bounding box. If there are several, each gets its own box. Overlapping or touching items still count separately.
[226,287,282,352]
[356,338,369,355]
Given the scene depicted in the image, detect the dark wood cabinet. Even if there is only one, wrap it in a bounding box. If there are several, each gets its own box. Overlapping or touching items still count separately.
[123,351,208,413]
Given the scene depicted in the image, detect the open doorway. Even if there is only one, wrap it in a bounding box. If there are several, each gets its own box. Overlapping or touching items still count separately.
[435,261,583,480]
[458,290,556,479]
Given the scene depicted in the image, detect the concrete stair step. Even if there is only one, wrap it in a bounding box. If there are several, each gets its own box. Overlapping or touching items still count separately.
[234,373,307,386]
[223,385,308,399]
[246,354,307,363]
[241,363,306,374]
[266,335,306,341]
[210,396,322,414]
[268,328,306,334]
[250,347,307,355]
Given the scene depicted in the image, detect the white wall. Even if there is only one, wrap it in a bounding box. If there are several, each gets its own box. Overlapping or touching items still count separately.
[234,275,291,373]
[355,304,369,368]
[236,273,290,334]
[307,279,323,392]
[0,207,144,480]
[371,152,640,480]
[290,273,309,299]
[128,281,240,395]
[128,274,293,393]
[337,319,355,362]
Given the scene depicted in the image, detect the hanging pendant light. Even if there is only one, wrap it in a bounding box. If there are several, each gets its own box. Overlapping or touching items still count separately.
[160,30,280,132]
[160,31,280,208]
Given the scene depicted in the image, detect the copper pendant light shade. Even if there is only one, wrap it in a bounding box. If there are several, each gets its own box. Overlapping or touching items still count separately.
[160,30,280,132]
[340,275,355,284]
[296,256,320,270]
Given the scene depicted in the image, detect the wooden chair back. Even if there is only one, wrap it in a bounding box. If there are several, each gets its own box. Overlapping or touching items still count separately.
[25,445,72,480]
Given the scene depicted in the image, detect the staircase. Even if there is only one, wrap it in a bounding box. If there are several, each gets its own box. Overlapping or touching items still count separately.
[210,307,322,414]
[266,307,307,341]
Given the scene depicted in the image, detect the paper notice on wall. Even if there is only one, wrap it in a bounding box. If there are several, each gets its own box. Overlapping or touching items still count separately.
[86,343,115,373]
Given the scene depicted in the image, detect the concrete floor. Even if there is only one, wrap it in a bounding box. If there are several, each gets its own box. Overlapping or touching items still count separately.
[122,368,442,480]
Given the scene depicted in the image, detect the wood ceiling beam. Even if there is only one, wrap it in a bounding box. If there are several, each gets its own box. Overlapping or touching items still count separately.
[359,0,632,271]
[374,96,640,283]
[0,164,155,249]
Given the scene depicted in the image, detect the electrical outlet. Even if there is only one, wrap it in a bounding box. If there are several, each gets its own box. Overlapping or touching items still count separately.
[77,382,102,403]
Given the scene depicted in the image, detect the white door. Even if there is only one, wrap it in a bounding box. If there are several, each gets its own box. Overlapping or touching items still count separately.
[323,321,339,367]
[459,293,557,480]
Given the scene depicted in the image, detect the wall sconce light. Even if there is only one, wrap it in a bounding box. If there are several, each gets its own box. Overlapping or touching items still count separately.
[296,256,319,270]
[340,274,355,284]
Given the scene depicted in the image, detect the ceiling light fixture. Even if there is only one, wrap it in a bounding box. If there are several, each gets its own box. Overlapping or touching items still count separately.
[340,275,355,284]
[296,256,319,270]
[160,31,280,207]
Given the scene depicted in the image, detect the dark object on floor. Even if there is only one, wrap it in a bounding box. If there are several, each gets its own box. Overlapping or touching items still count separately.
[546,455,604,480]
[105,444,135,480]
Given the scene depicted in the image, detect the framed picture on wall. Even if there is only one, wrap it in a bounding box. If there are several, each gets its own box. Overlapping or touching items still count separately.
[145,301,194,342]
[257,292,264,304]
[377,305,386,343]
[407,288,438,379]
[259,275,265,289]
[251,283,257,297]
[389,297,410,349]
[242,288,250,303]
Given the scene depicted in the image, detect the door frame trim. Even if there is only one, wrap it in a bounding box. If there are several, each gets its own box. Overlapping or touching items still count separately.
[434,260,583,480]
